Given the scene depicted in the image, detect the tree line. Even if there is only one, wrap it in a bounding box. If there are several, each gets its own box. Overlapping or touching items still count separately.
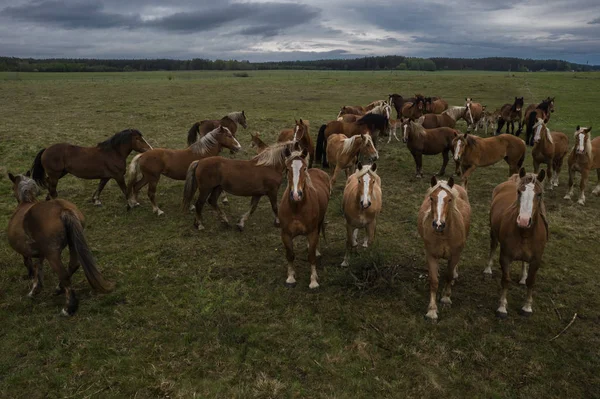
[0,55,597,73]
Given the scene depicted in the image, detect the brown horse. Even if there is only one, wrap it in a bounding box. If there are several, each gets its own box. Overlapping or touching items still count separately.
[524,97,555,146]
[365,100,388,112]
[278,149,330,289]
[424,97,449,114]
[478,109,500,135]
[453,133,526,189]
[7,173,113,315]
[388,94,405,119]
[338,114,361,123]
[326,133,379,191]
[316,120,371,167]
[126,126,241,215]
[401,120,459,177]
[531,119,568,190]
[181,141,296,231]
[417,176,471,321]
[186,111,247,145]
[564,126,600,205]
[464,98,485,132]
[250,132,269,154]
[419,107,464,129]
[496,97,524,135]
[485,168,548,318]
[337,105,366,118]
[277,119,314,167]
[341,163,382,267]
[30,129,152,206]
[401,95,426,120]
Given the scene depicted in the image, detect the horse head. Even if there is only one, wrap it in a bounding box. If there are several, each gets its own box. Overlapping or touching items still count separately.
[574,126,593,155]
[359,132,379,162]
[130,130,153,153]
[8,171,38,204]
[355,162,378,209]
[284,148,310,202]
[429,176,455,233]
[516,168,545,229]
[216,126,242,153]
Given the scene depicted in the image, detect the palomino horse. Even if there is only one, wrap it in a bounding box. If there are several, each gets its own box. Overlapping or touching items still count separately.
[424,97,449,114]
[250,132,269,154]
[464,98,485,132]
[485,168,548,318]
[564,126,599,205]
[341,163,382,267]
[181,141,296,231]
[277,119,314,167]
[186,111,247,145]
[496,97,524,135]
[525,97,555,146]
[419,106,464,129]
[401,95,426,120]
[31,129,152,206]
[126,126,241,215]
[326,133,379,191]
[367,103,392,119]
[401,120,459,177]
[453,133,526,189]
[417,176,470,321]
[316,120,371,167]
[7,173,113,315]
[279,149,330,289]
[531,119,568,190]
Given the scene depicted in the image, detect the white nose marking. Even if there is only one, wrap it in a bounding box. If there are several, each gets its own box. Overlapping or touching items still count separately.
[519,183,535,223]
[361,173,371,206]
[436,190,447,227]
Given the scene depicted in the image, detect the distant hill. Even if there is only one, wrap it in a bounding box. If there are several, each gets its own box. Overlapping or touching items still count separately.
[1,55,597,73]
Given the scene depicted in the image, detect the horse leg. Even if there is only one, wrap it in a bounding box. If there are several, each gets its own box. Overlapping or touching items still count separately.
[546,160,553,191]
[341,223,353,267]
[438,150,449,176]
[563,168,575,200]
[461,165,475,190]
[484,229,498,276]
[307,231,320,289]
[496,253,512,318]
[129,175,148,208]
[410,152,421,178]
[364,222,376,248]
[330,166,341,193]
[441,252,460,306]
[519,262,529,285]
[520,260,540,316]
[496,119,505,135]
[282,233,296,287]
[592,169,600,196]
[46,175,59,200]
[552,157,563,187]
[208,187,230,226]
[47,252,78,316]
[147,177,164,216]
[578,169,589,205]
[114,175,128,199]
[533,159,540,173]
[91,178,110,206]
[267,190,280,227]
[23,256,34,280]
[27,257,44,297]
[221,193,230,205]
[425,253,439,321]
[193,186,212,231]
[237,195,261,231]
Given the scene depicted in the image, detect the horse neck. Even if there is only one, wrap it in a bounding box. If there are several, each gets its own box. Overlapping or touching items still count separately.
[115,142,134,159]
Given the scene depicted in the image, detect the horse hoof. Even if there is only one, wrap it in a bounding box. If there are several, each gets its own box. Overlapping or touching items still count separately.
[222,200,229,205]
[273,220,281,228]
[519,308,533,317]
[424,312,438,322]
[236,223,244,232]
[577,200,585,206]
[440,297,452,305]
[495,310,508,319]
[60,308,73,317]
[309,282,320,289]
[221,221,231,228]
[341,260,349,267]
[156,210,165,216]
[285,281,297,288]
[93,201,102,207]
[54,286,65,296]
[194,222,205,231]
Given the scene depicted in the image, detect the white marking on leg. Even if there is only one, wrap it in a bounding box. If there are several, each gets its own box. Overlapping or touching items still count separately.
[352,229,358,246]
[341,252,349,267]
[309,264,319,289]
[578,192,586,205]
[592,183,600,195]
[519,263,529,285]
[286,262,296,285]
[440,296,452,305]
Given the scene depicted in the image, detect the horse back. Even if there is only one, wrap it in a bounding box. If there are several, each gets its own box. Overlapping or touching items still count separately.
[23,200,84,254]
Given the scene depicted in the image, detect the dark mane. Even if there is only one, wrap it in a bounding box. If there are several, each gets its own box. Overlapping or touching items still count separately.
[536,99,551,112]
[97,129,141,151]
[357,113,388,126]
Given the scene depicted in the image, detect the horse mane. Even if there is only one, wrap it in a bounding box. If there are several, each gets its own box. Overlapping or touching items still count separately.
[409,121,426,137]
[17,176,39,203]
[534,121,554,144]
[536,100,551,112]
[189,126,223,155]
[226,111,245,124]
[97,129,140,151]
[342,134,372,154]
[254,141,295,166]
[187,122,201,144]
[443,106,465,120]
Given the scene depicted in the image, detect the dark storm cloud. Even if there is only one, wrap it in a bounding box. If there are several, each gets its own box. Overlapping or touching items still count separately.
[589,17,600,24]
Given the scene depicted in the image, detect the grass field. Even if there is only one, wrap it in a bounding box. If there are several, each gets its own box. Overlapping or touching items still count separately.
[1,70,599,398]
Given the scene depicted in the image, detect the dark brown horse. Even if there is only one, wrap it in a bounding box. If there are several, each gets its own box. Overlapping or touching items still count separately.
[496,97,524,135]
[388,94,405,119]
[401,120,459,177]
[524,97,555,146]
[277,119,314,167]
[401,95,426,120]
[186,111,247,145]
[485,168,548,318]
[7,173,113,315]
[278,149,330,289]
[31,129,152,206]
[424,97,449,114]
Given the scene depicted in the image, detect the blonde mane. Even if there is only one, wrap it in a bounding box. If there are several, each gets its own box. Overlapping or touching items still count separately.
[409,121,426,137]
[254,141,295,166]
[534,120,553,144]
[189,126,224,155]
[286,151,315,190]
[342,134,373,154]
[443,106,467,121]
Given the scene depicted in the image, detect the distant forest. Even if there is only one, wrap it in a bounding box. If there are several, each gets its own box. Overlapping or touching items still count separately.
[1,55,598,73]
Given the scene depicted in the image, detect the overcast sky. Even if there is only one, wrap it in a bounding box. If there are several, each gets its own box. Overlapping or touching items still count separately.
[1,0,599,64]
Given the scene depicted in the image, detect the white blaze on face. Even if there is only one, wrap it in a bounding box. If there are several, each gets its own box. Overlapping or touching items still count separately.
[361,173,371,208]
[403,123,408,141]
[534,123,543,142]
[454,140,462,161]
[517,183,535,228]
[233,136,242,150]
[578,133,585,153]
[142,137,153,150]
[293,125,299,141]
[467,105,474,124]
[435,190,447,228]
[291,159,302,200]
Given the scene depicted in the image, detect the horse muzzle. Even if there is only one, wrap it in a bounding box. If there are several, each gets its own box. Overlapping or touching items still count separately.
[432,221,446,232]
[290,190,303,202]
[516,215,532,229]
[361,201,372,210]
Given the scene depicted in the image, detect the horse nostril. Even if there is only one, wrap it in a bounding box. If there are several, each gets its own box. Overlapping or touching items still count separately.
[368,201,372,207]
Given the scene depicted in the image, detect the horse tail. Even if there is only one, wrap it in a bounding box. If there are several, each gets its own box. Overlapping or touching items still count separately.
[525,111,537,142]
[62,210,114,293]
[125,153,143,199]
[182,160,199,211]
[186,122,201,146]
[518,150,526,168]
[316,124,326,162]
[31,149,47,188]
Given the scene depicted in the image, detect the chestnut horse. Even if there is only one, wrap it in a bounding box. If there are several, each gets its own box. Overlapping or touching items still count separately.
[326,133,379,191]
[564,126,599,205]
[279,149,330,289]
[453,133,526,189]
[496,97,524,135]
[485,169,548,318]
[401,120,459,177]
[338,114,361,123]
[531,119,568,189]
[419,106,464,129]
[315,120,371,167]
[181,141,296,231]
[424,97,449,114]
[186,111,247,145]
[365,100,388,112]
[250,132,269,154]
[126,126,241,215]
[464,98,485,132]
[341,163,382,267]
[30,129,152,206]
[401,95,426,120]
[524,97,555,146]
[7,173,113,315]
[417,176,470,321]
[337,105,366,118]
[277,119,314,167]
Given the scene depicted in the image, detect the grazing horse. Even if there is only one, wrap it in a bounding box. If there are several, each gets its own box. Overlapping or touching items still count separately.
[485,168,548,318]
[525,98,555,146]
[182,141,296,231]
[464,98,485,132]
[126,126,241,215]
[419,107,464,129]
[31,129,152,206]
[424,97,449,114]
[564,126,600,205]
[326,133,379,191]
[277,119,314,167]
[531,119,568,189]
[496,97,524,135]
[315,120,371,167]
[401,120,459,177]
[453,133,526,189]
[401,95,426,120]
[186,111,247,145]
[7,173,113,315]
[341,163,382,267]
[279,149,330,289]
[250,132,269,154]
[417,176,470,321]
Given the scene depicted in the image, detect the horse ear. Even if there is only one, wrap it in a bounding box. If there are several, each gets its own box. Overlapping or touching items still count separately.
[430,175,437,187]
[519,167,526,178]
[301,148,309,159]
[8,172,16,183]
[299,118,303,125]
[242,110,245,116]
[448,176,454,188]
[295,119,298,124]
[576,125,580,131]
[284,148,291,158]
[463,132,468,138]
[537,169,546,183]
[357,161,363,170]
[588,126,592,132]
[371,163,377,172]
[25,170,31,177]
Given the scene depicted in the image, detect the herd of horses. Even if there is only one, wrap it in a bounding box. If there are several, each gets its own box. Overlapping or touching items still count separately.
[5,93,600,321]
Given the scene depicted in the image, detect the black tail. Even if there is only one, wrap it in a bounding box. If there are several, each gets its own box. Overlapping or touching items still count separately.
[316,124,326,163]
[525,112,537,145]
[62,211,114,293]
[30,149,47,188]
[186,122,201,146]
[518,152,526,168]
